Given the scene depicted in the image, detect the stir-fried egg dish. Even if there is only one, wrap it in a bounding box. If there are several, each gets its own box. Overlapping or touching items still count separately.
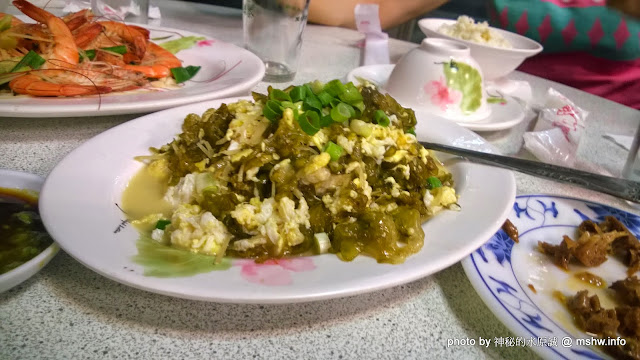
[124,80,459,264]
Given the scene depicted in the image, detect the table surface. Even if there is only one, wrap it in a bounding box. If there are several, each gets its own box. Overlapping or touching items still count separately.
[1,1,639,359]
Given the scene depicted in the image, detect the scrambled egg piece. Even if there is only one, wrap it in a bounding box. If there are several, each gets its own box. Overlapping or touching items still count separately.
[165,204,232,256]
[230,196,311,254]
[424,186,458,214]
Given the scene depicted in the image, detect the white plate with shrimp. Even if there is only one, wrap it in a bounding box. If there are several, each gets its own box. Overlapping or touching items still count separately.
[0,10,265,117]
[38,95,516,304]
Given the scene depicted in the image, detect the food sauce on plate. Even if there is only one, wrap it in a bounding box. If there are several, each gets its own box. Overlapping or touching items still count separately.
[0,187,52,274]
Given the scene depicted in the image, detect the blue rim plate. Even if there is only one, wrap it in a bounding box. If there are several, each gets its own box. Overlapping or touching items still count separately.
[462,194,640,360]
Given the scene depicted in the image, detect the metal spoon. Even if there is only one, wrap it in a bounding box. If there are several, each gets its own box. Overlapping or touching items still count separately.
[419,141,640,203]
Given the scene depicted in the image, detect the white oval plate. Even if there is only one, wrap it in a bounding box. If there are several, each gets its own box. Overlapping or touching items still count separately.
[346,64,525,132]
[39,96,515,304]
[0,24,265,118]
[0,169,59,294]
[462,195,640,359]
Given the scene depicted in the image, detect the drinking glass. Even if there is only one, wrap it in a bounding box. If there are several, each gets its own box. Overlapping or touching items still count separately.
[242,0,310,82]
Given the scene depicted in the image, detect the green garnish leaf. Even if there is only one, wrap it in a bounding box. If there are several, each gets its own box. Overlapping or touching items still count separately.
[324,79,346,97]
[324,141,343,161]
[330,102,351,122]
[82,49,96,61]
[0,14,13,32]
[155,219,171,230]
[427,176,442,189]
[270,88,292,102]
[317,91,333,106]
[170,65,201,83]
[303,94,322,113]
[10,50,45,73]
[263,99,283,122]
[407,127,416,136]
[101,45,127,55]
[159,36,206,54]
[289,86,306,102]
[373,109,390,127]
[297,111,320,135]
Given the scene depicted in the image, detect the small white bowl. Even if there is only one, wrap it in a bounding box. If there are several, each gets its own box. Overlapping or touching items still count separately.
[0,169,59,294]
[385,38,490,122]
[418,18,543,80]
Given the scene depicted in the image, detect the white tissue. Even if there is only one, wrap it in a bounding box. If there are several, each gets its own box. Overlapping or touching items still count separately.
[354,4,389,66]
[523,88,588,167]
[63,0,160,20]
[603,133,633,150]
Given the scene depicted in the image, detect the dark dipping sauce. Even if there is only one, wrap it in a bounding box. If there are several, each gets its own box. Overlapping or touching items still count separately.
[0,187,52,275]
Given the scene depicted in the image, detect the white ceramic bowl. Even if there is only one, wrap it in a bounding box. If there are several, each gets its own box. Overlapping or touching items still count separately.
[385,38,490,122]
[0,169,59,294]
[418,18,543,80]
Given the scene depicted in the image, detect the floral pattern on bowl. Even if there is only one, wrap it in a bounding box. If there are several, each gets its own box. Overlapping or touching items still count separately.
[235,258,316,286]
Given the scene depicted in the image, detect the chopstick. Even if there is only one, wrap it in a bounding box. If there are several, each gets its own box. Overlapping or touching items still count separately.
[419,141,640,203]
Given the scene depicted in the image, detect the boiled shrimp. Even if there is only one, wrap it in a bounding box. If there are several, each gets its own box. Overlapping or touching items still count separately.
[76,21,147,62]
[124,42,181,79]
[9,62,149,96]
[12,0,79,67]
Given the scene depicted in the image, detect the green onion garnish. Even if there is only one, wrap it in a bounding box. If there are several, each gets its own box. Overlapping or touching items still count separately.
[330,102,352,122]
[101,45,127,55]
[338,83,363,104]
[407,128,416,136]
[269,89,292,102]
[0,15,14,32]
[317,91,333,106]
[303,94,322,113]
[82,49,96,61]
[170,65,201,83]
[297,111,321,135]
[155,219,171,230]
[309,80,324,94]
[427,176,442,189]
[319,115,333,128]
[324,141,343,161]
[10,50,45,73]
[289,86,306,102]
[373,110,390,127]
[263,100,283,122]
[324,79,346,97]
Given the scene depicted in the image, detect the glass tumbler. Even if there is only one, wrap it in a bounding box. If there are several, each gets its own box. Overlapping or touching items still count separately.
[242,0,310,82]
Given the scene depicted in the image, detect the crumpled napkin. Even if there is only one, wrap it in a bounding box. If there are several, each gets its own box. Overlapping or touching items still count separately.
[63,0,160,20]
[523,88,588,168]
[354,4,389,66]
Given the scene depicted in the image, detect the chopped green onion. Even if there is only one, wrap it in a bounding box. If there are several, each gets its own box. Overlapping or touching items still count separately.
[329,98,342,108]
[303,94,322,113]
[373,110,390,127]
[82,49,96,61]
[338,83,363,104]
[345,103,356,118]
[10,50,45,72]
[170,65,201,83]
[406,127,416,136]
[0,15,14,32]
[269,89,292,102]
[331,102,352,122]
[324,141,343,161]
[263,100,283,122]
[309,80,324,94]
[427,176,442,189]
[101,45,127,55]
[297,111,320,135]
[314,232,331,254]
[324,79,346,96]
[319,115,333,128]
[155,219,171,230]
[317,91,333,106]
[289,86,306,102]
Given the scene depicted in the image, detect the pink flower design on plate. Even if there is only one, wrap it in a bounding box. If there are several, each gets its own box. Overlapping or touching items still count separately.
[197,39,215,47]
[425,77,461,111]
[234,258,316,286]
